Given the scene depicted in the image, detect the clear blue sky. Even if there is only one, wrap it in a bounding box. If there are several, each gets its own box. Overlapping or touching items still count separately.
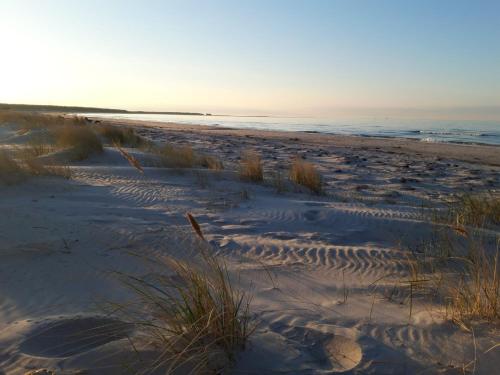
[1,0,499,116]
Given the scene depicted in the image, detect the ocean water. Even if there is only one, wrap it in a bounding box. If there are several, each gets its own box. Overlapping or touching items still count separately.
[82,113,500,146]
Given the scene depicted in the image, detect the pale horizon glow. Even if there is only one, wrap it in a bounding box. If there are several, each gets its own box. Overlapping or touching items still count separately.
[1,0,499,119]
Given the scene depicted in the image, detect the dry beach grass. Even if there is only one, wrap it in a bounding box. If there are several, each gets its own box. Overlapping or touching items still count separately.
[0,149,70,185]
[238,150,263,182]
[96,124,145,147]
[112,216,252,374]
[289,157,323,194]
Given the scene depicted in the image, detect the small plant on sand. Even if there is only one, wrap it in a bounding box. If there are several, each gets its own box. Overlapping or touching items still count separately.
[116,214,252,373]
[157,144,196,169]
[397,224,500,329]
[0,150,71,184]
[24,133,56,157]
[272,169,287,194]
[20,155,72,179]
[289,157,322,194]
[198,154,224,171]
[443,193,500,229]
[0,150,25,185]
[443,233,500,329]
[239,151,263,182]
[97,124,145,147]
[152,143,224,172]
[53,124,103,161]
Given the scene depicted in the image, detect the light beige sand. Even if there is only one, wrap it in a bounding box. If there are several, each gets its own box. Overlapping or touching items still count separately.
[0,119,499,374]
[102,118,500,166]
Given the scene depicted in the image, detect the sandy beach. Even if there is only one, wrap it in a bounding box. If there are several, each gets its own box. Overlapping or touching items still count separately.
[0,116,499,374]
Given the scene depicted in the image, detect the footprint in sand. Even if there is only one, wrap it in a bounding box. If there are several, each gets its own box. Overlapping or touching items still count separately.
[269,323,364,373]
[324,335,363,372]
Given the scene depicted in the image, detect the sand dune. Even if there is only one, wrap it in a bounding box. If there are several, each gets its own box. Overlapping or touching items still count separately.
[0,118,499,374]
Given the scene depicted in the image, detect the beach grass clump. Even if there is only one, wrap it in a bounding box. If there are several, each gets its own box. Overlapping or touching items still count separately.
[1,111,102,161]
[0,110,80,130]
[20,155,71,179]
[151,143,224,172]
[399,226,500,329]
[443,233,500,328]
[0,150,25,185]
[0,149,71,184]
[444,193,500,229]
[198,154,224,171]
[0,110,23,126]
[272,170,287,194]
[239,151,263,182]
[24,133,56,157]
[53,124,103,161]
[0,110,43,128]
[156,144,196,169]
[96,124,145,147]
[289,157,322,194]
[118,216,252,373]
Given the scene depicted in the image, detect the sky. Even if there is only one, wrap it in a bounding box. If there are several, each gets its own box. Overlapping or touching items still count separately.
[0,0,499,117]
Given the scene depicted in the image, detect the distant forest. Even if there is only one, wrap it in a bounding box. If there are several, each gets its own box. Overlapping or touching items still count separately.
[0,103,207,116]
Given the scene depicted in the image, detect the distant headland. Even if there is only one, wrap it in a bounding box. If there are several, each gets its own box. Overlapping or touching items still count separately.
[0,103,210,116]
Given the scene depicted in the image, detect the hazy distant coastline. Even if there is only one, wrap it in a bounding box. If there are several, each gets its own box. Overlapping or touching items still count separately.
[0,103,209,116]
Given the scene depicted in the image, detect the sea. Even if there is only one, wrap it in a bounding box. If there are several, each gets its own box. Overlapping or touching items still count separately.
[81,113,500,146]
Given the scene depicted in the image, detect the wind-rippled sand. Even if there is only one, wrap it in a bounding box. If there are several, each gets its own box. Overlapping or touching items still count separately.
[0,121,499,374]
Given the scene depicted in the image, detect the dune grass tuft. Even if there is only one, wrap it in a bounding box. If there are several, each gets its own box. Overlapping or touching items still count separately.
[272,170,287,194]
[143,140,225,173]
[156,144,196,169]
[239,151,263,182]
[1,111,103,161]
[0,110,87,130]
[0,149,70,184]
[289,157,322,194]
[443,193,500,229]
[53,124,103,161]
[398,223,500,329]
[116,215,252,373]
[198,154,224,171]
[0,150,25,185]
[20,155,72,179]
[97,124,145,147]
[0,110,49,129]
[439,230,500,328]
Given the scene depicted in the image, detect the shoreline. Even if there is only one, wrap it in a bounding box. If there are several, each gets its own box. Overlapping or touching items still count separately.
[79,113,500,147]
[89,116,500,166]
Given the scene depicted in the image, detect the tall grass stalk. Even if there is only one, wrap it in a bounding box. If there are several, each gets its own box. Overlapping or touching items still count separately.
[114,143,144,174]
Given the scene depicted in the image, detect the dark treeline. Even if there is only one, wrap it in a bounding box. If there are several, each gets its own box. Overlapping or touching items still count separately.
[0,103,206,116]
